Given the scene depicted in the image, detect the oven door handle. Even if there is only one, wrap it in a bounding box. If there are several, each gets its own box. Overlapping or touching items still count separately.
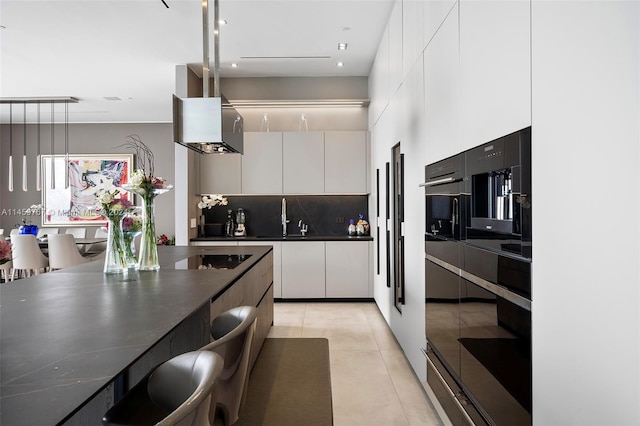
[419,177,455,187]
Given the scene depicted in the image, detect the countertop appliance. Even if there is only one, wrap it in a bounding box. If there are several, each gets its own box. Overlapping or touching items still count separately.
[423,127,532,426]
[234,208,247,236]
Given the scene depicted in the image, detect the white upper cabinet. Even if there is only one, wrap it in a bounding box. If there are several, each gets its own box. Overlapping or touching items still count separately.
[459,0,531,150]
[241,132,283,194]
[282,132,325,194]
[199,153,242,195]
[403,0,425,80]
[324,131,368,194]
[424,2,460,163]
[424,0,457,48]
[369,26,390,127]
[388,0,404,96]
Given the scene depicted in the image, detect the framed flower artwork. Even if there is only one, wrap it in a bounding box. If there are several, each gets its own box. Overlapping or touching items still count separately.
[41,154,134,226]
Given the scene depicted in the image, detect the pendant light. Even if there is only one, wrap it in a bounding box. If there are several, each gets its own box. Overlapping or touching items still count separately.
[64,100,69,189]
[36,103,41,191]
[50,101,55,190]
[22,103,28,191]
[1,97,77,191]
[8,104,13,192]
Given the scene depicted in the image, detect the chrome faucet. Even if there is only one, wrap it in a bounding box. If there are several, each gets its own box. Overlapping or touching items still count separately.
[298,219,308,236]
[281,198,289,236]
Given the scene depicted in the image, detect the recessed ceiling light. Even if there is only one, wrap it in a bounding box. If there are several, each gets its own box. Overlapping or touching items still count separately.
[337,62,344,67]
[337,43,348,50]
[231,63,239,68]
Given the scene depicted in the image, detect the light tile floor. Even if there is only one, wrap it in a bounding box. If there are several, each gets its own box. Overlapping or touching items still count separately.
[267,302,444,426]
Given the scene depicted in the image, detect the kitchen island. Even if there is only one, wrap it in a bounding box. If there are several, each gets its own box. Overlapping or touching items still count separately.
[0,245,273,426]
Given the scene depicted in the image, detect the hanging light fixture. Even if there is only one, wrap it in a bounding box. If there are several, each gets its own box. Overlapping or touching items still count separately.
[1,97,78,192]
[8,104,14,192]
[64,100,69,189]
[36,103,41,191]
[22,103,28,191]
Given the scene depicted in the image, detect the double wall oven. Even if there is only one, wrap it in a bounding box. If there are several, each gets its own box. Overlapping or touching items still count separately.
[423,127,532,426]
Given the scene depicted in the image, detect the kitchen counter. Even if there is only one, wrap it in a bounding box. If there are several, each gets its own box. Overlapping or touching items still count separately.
[192,235,373,242]
[0,245,272,426]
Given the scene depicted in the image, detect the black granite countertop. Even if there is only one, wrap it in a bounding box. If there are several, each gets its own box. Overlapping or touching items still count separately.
[0,245,272,426]
[191,235,373,242]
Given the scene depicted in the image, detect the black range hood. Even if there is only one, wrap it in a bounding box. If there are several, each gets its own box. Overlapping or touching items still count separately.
[172,94,243,154]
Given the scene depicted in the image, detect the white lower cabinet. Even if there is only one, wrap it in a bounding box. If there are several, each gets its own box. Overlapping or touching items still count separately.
[238,241,282,298]
[281,241,325,298]
[325,241,370,298]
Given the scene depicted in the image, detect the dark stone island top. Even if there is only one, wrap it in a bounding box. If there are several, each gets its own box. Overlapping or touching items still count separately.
[0,245,272,426]
[191,234,373,242]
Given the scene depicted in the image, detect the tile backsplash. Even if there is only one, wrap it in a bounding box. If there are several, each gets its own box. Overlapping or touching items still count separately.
[202,195,369,236]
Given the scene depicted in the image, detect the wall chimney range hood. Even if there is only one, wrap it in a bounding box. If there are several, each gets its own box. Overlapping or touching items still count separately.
[172,0,243,154]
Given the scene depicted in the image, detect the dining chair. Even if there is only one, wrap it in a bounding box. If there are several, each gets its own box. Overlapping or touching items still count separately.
[36,227,59,238]
[200,306,258,426]
[9,234,49,281]
[0,260,12,283]
[65,227,87,239]
[85,227,108,255]
[47,234,92,270]
[65,227,87,253]
[102,350,224,426]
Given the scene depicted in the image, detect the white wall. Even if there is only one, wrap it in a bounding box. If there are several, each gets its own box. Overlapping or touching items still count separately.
[369,0,640,424]
[531,1,640,424]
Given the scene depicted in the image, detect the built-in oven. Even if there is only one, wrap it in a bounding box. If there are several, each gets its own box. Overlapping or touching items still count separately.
[423,128,532,426]
[464,127,531,259]
[423,153,466,242]
[425,245,532,426]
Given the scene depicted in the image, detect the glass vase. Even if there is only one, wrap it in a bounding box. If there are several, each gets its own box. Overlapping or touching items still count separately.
[104,214,128,274]
[121,208,142,269]
[122,186,173,271]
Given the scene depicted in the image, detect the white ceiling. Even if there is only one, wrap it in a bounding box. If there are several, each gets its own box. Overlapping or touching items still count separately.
[0,0,394,124]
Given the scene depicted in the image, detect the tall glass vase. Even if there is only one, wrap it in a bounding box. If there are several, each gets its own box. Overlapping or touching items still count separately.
[139,191,159,270]
[104,214,128,274]
[123,186,172,271]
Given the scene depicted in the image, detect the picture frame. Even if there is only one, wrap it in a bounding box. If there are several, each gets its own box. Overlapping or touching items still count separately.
[41,154,134,226]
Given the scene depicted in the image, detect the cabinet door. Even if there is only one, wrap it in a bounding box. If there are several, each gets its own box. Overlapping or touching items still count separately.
[238,241,282,298]
[459,0,531,150]
[241,132,283,194]
[424,2,460,163]
[281,241,325,298]
[199,154,242,194]
[324,131,368,194]
[283,132,324,194]
[325,241,370,298]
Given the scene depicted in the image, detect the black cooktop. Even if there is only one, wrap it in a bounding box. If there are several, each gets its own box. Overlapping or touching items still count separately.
[176,254,252,270]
